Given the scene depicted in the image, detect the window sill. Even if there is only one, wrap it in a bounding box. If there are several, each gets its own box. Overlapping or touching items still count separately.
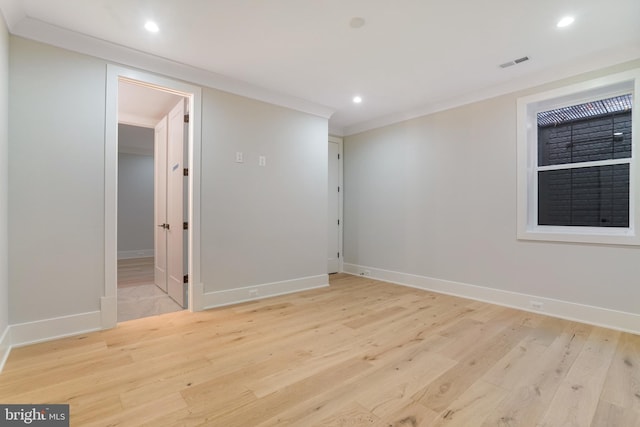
[517,226,640,246]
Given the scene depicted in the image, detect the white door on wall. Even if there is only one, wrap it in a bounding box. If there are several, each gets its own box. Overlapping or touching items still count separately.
[328,140,340,273]
[166,100,186,308]
[154,99,187,308]
[154,116,168,292]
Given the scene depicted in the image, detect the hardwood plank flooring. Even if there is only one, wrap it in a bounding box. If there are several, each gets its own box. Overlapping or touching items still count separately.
[1,274,639,426]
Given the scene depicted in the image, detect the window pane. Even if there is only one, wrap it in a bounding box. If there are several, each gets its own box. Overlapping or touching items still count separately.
[538,164,629,227]
[537,94,632,167]
[613,113,632,159]
[538,111,631,166]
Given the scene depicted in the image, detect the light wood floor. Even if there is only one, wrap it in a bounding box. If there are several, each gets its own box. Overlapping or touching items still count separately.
[1,274,638,426]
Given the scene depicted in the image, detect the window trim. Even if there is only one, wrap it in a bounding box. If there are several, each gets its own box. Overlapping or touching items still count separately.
[517,69,640,245]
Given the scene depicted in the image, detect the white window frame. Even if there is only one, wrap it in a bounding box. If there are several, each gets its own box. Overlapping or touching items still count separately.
[517,69,640,245]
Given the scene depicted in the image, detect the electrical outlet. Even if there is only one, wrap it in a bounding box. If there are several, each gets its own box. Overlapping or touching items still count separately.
[259,155,266,167]
[530,301,544,310]
[235,152,244,163]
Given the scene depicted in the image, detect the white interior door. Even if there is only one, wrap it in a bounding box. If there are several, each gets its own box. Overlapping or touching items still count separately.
[328,140,340,273]
[166,100,186,307]
[154,116,168,292]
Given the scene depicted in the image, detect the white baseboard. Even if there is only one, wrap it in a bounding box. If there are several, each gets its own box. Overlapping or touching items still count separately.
[343,263,640,335]
[117,250,154,260]
[0,326,10,373]
[10,311,103,348]
[203,274,329,310]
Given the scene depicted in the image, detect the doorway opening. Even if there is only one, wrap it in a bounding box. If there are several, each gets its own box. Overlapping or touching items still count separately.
[117,80,186,321]
[103,66,203,329]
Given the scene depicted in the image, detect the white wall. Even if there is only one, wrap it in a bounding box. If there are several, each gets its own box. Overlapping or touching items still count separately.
[117,152,154,257]
[201,88,328,295]
[0,12,10,363]
[344,59,640,329]
[8,36,328,328]
[118,124,154,258]
[8,36,106,324]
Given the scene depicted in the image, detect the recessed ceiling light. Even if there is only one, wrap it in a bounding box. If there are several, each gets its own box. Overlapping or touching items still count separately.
[144,21,159,33]
[353,96,363,104]
[557,16,574,28]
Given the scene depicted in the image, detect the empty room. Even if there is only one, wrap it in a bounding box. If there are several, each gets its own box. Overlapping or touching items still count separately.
[0,1,639,426]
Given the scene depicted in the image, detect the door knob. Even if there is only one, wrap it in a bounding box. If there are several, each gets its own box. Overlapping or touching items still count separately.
[157,223,169,230]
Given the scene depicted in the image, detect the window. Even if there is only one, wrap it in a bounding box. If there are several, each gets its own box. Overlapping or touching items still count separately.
[517,69,640,245]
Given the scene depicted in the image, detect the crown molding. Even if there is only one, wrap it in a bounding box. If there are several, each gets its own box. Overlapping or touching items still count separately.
[4,13,335,120]
[344,43,640,136]
[2,2,637,137]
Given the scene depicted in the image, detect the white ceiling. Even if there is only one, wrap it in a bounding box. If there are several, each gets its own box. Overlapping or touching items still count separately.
[1,0,639,135]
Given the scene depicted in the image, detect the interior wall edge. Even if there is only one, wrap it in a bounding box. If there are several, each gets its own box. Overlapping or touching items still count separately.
[343,263,640,335]
[189,282,204,312]
[0,325,10,373]
[100,296,117,330]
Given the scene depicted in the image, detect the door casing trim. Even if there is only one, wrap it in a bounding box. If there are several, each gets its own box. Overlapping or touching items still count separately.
[104,64,203,328]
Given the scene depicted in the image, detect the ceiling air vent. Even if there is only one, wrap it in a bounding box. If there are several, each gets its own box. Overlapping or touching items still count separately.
[499,56,530,68]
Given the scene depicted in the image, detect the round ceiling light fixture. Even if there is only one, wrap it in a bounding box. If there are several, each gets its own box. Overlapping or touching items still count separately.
[353,95,363,104]
[144,21,160,33]
[557,16,574,28]
[349,17,366,29]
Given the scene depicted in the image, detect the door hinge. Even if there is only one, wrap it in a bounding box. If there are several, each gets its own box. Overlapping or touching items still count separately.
[183,168,189,176]
[338,186,340,192]
[337,219,340,225]
[338,153,340,160]
[183,274,189,284]
[183,222,188,230]
[184,114,190,123]
[337,252,340,258]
